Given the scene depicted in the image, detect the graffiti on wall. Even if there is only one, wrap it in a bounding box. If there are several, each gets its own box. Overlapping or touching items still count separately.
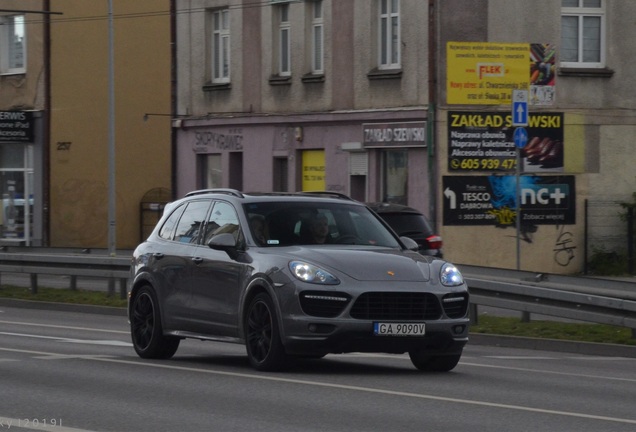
[553,224,576,266]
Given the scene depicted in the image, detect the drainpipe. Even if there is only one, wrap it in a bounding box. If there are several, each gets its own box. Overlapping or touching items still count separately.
[427,0,438,228]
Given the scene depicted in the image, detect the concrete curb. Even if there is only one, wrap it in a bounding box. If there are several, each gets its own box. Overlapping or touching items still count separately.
[469,333,636,358]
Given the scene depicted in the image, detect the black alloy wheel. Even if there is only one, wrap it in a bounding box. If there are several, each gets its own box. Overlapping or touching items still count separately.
[130,286,180,359]
[245,292,289,371]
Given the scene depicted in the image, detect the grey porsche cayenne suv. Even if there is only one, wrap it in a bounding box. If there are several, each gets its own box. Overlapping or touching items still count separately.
[128,190,469,372]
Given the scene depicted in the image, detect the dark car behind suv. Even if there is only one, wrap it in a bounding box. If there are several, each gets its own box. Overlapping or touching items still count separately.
[367,202,443,258]
[128,190,468,372]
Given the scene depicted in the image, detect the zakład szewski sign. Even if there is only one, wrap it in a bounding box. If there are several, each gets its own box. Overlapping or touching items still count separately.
[0,111,34,142]
[363,122,427,148]
[448,111,564,173]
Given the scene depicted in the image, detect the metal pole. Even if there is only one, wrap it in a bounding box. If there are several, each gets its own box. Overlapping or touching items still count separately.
[108,0,116,256]
[516,147,521,270]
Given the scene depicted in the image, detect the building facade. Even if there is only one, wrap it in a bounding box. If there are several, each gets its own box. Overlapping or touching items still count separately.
[48,0,173,249]
[175,0,434,215]
[175,0,635,274]
[437,0,635,273]
[0,1,46,246]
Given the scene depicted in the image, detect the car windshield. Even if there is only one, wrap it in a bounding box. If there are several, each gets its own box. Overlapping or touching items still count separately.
[244,201,401,248]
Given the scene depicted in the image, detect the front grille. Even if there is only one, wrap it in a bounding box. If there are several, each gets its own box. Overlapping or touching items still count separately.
[442,293,469,318]
[350,292,442,320]
[300,291,351,318]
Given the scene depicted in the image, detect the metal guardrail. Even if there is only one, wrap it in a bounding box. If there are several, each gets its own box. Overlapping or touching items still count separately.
[0,249,635,335]
[0,249,131,299]
[460,264,636,336]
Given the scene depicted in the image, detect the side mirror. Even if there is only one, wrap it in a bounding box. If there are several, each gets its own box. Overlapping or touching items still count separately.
[399,236,419,251]
[208,233,240,259]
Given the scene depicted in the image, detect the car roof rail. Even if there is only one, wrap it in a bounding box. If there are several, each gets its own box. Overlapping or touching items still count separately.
[299,191,356,201]
[185,189,244,198]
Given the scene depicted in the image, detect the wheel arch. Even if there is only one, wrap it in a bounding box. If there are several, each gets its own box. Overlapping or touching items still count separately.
[239,277,283,342]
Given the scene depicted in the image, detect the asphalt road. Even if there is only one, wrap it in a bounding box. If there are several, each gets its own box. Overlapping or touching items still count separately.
[1,305,636,432]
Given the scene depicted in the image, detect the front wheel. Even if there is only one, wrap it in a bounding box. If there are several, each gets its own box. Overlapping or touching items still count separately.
[245,293,289,371]
[408,350,462,372]
[130,286,180,359]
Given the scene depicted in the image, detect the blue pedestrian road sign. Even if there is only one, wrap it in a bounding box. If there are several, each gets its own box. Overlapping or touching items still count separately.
[513,127,528,149]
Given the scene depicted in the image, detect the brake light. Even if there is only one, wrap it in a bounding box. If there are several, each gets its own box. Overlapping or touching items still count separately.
[426,235,442,250]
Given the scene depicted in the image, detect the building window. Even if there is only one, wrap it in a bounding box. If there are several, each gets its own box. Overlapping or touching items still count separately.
[211,9,230,83]
[561,0,605,68]
[378,0,400,69]
[382,149,407,205]
[0,15,26,74]
[311,0,323,74]
[278,3,291,76]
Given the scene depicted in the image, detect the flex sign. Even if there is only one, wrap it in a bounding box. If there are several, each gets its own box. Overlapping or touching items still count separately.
[443,175,575,226]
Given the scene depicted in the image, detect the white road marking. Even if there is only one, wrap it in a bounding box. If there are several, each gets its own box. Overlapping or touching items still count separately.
[0,331,131,347]
[0,346,635,426]
[0,319,128,334]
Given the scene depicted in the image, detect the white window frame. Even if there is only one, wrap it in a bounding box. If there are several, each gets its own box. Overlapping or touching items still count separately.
[0,15,26,75]
[310,0,324,74]
[211,9,230,83]
[561,0,606,68]
[278,3,291,76]
[378,0,400,70]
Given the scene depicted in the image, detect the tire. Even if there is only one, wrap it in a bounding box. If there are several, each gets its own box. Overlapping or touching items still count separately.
[408,350,462,372]
[245,293,289,371]
[130,286,180,359]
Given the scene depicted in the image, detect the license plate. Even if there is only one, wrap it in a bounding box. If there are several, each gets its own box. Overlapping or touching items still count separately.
[373,322,426,336]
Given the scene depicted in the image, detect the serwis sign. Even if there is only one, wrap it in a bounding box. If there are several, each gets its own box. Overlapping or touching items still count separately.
[0,111,34,142]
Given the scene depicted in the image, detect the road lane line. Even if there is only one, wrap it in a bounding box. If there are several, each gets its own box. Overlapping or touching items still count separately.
[88,355,636,426]
[460,361,636,383]
[0,331,131,347]
[0,320,128,334]
[1,346,636,426]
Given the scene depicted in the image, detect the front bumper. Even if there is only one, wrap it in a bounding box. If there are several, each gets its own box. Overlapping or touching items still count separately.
[280,315,469,356]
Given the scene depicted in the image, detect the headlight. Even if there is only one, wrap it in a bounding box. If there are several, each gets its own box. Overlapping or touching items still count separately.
[289,261,340,285]
[440,263,464,287]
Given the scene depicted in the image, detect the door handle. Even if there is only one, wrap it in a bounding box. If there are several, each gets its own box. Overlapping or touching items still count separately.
[192,257,203,264]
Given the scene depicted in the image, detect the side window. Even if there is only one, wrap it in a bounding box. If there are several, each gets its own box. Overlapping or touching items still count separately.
[173,200,211,244]
[158,204,186,240]
[204,201,241,244]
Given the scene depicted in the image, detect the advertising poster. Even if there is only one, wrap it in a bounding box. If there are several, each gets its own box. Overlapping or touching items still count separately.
[447,42,557,106]
[448,111,564,173]
[530,43,556,106]
[443,175,575,226]
[301,150,326,191]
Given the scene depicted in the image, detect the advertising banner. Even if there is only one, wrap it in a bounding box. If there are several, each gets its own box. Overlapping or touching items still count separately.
[448,111,564,173]
[447,42,556,106]
[443,175,575,226]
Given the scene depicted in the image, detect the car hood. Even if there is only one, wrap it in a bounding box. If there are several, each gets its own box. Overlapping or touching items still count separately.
[264,246,432,282]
